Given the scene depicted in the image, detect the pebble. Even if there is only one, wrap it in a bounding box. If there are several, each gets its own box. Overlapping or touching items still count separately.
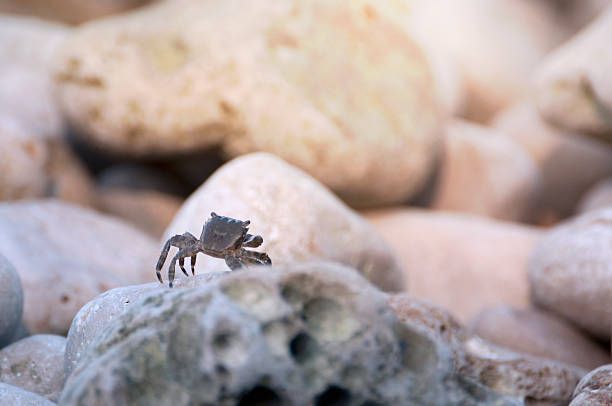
[535,6,612,139]
[53,0,442,207]
[0,382,55,406]
[529,208,612,339]
[432,119,539,221]
[0,335,66,402]
[364,208,542,321]
[0,254,23,348]
[569,364,612,405]
[162,153,404,292]
[0,199,158,334]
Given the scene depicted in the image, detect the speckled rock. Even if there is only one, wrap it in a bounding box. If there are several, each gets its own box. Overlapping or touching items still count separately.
[162,153,404,292]
[96,187,182,238]
[432,120,539,221]
[405,0,568,122]
[0,200,158,334]
[60,262,521,406]
[0,382,55,406]
[578,178,612,213]
[469,306,610,370]
[569,364,612,405]
[390,294,585,405]
[0,254,23,348]
[535,6,612,139]
[493,102,612,220]
[529,208,612,339]
[53,0,442,207]
[0,335,66,402]
[0,0,153,24]
[364,209,542,321]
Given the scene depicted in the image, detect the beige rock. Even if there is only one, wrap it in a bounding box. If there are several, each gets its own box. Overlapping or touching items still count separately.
[0,0,153,24]
[546,0,612,32]
[0,382,55,406]
[96,187,182,238]
[389,294,584,405]
[578,178,612,213]
[364,209,543,321]
[535,6,612,139]
[405,0,568,122]
[0,200,158,334]
[0,335,66,402]
[529,208,612,339]
[0,254,23,348]
[162,153,404,291]
[493,102,612,219]
[53,0,442,207]
[469,306,610,370]
[432,120,539,221]
[569,364,612,405]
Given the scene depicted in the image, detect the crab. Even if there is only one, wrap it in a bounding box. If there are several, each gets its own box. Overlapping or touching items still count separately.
[156,212,272,287]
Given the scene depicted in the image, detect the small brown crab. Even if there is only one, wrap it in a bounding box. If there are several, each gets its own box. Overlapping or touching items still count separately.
[156,212,272,287]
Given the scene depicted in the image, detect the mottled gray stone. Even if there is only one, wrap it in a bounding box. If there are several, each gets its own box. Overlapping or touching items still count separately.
[0,254,23,348]
[0,335,65,401]
[0,382,55,405]
[60,262,520,406]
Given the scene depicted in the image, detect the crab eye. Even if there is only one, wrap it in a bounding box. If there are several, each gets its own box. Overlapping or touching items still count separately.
[211,212,218,217]
[242,220,250,227]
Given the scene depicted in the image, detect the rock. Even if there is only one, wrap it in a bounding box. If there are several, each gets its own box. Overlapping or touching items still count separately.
[535,6,612,139]
[469,306,610,370]
[431,120,539,221]
[0,200,158,334]
[364,208,542,321]
[53,0,442,207]
[96,187,182,238]
[0,0,153,24]
[578,178,612,213]
[0,335,66,402]
[64,272,227,376]
[96,164,188,196]
[405,0,568,122]
[545,0,612,33]
[60,262,522,405]
[390,294,584,405]
[570,364,612,405]
[162,153,404,292]
[0,382,55,406]
[529,208,612,339]
[0,254,23,348]
[493,102,612,220]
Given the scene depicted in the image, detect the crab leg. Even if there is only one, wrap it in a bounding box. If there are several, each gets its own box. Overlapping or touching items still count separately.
[155,233,198,283]
[168,245,201,288]
[190,254,197,275]
[240,249,272,266]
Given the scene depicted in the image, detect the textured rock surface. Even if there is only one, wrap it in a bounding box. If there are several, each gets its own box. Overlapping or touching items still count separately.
[578,178,612,213]
[432,120,539,221]
[569,364,612,405]
[60,262,520,405]
[390,294,585,405]
[535,6,612,139]
[0,382,55,406]
[162,153,404,292]
[493,102,612,219]
[0,254,23,348]
[0,335,66,402]
[0,0,153,24]
[405,0,567,122]
[53,0,442,207]
[364,209,542,321]
[529,208,612,339]
[0,200,158,334]
[469,306,610,370]
[96,187,182,238]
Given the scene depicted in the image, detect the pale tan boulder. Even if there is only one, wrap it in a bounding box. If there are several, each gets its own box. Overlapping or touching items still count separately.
[432,120,539,221]
[578,178,612,213]
[529,208,612,339]
[53,0,442,207]
[162,153,404,292]
[493,102,612,219]
[535,6,612,139]
[364,209,542,321]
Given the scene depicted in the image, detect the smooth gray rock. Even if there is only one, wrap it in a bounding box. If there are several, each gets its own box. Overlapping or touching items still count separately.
[0,254,23,348]
[0,335,66,402]
[0,382,55,405]
[60,262,520,406]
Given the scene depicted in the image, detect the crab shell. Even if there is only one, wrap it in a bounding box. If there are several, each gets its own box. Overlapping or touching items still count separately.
[200,212,250,252]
